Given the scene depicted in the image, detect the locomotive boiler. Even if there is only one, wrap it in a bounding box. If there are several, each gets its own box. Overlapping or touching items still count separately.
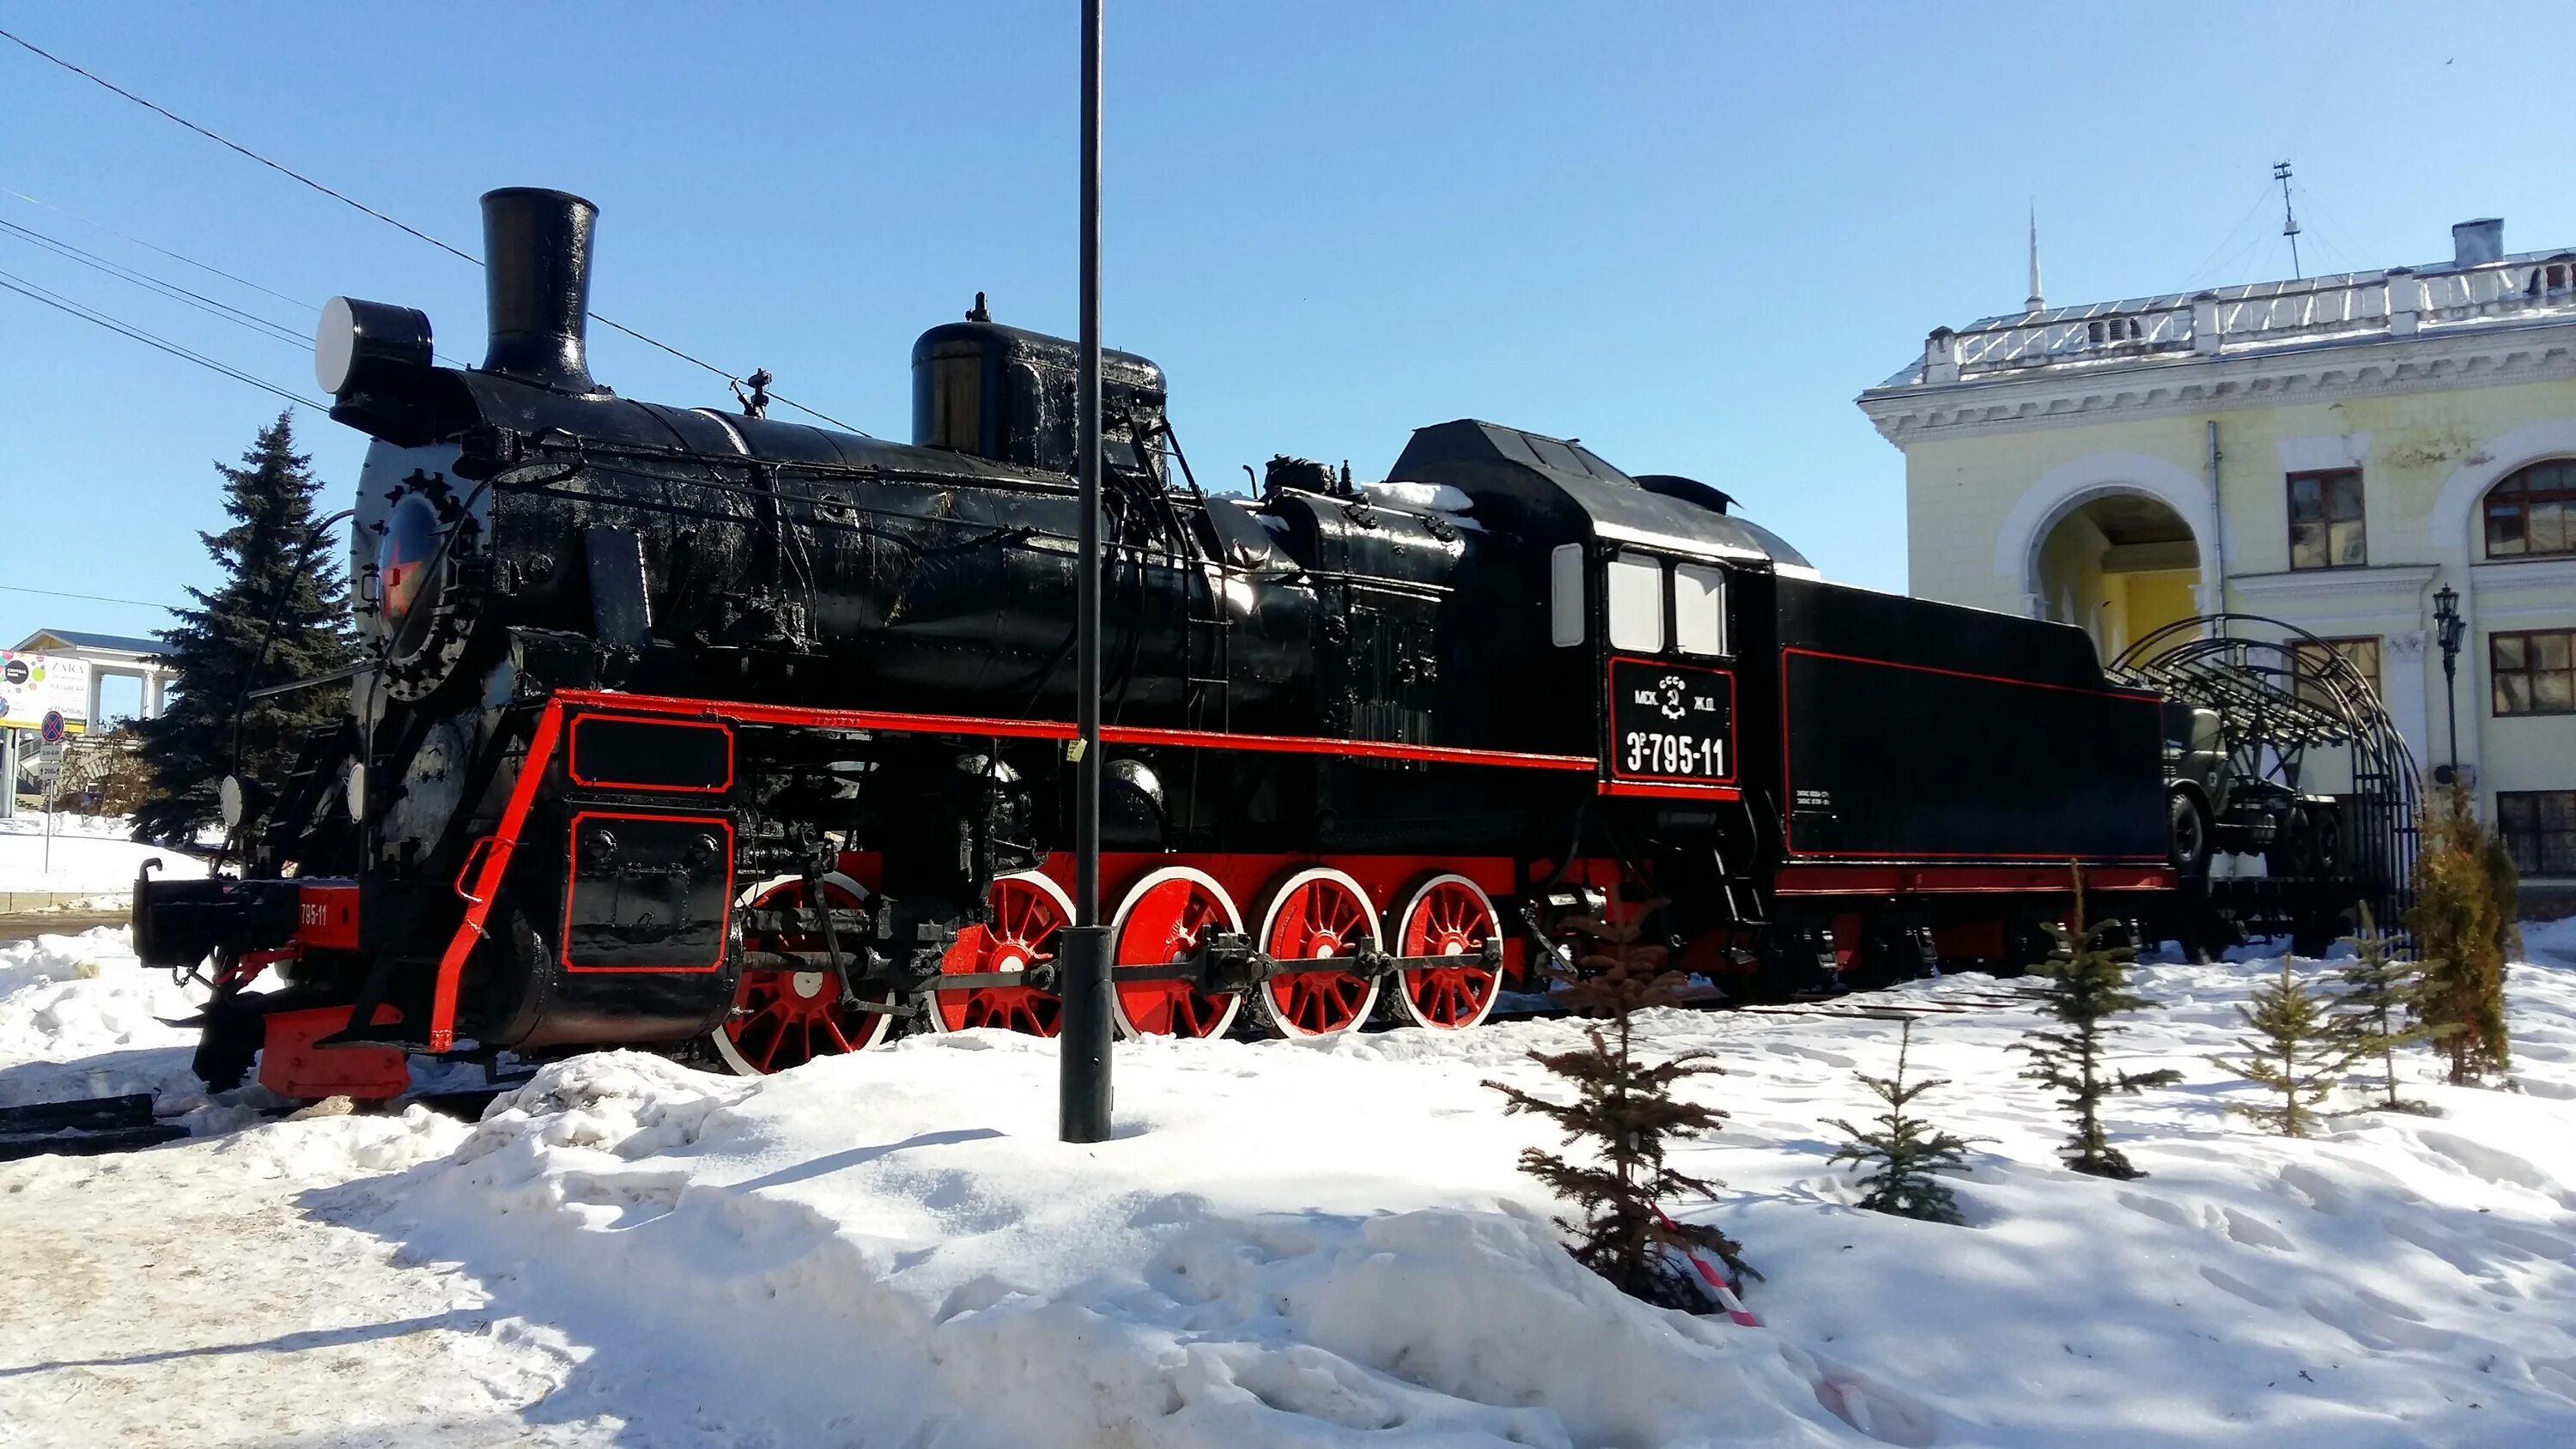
[139,187,2208,1095]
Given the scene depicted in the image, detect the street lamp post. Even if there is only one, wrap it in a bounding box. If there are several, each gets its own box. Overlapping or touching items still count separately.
[2432,582,2465,784]
[1056,0,1115,1144]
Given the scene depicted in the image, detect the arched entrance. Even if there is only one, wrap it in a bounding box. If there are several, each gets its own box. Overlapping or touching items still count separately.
[2032,492,2201,660]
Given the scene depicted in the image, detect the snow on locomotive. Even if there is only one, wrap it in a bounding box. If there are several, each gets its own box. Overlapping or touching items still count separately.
[135,188,2184,1093]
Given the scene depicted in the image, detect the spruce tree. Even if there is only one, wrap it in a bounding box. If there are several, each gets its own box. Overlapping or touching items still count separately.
[2013,869,2183,1179]
[1485,906,1753,1309]
[134,413,355,843]
[2406,784,2516,1084]
[2334,903,2438,1113]
[1825,1017,1977,1224]
[2209,960,2360,1137]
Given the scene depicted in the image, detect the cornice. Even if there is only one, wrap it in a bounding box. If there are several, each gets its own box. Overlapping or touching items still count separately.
[1856,321,2576,446]
[2227,563,2439,603]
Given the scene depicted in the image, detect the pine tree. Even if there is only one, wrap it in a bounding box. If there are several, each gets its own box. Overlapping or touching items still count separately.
[2013,868,2183,1179]
[1485,906,1753,1309]
[2406,783,2516,1084]
[133,413,355,843]
[2333,903,2439,1113]
[1825,1017,1978,1224]
[2209,960,2361,1137]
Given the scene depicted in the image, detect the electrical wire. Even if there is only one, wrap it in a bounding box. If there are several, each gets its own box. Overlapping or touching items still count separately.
[3,185,313,311]
[0,27,874,437]
[0,583,180,610]
[0,268,325,409]
[0,215,310,348]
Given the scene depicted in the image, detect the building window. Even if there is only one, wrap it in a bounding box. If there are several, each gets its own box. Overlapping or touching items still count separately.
[2492,627,2576,716]
[2497,790,2576,876]
[2086,317,2144,344]
[2290,635,2381,706]
[2484,458,2576,559]
[2287,470,2366,569]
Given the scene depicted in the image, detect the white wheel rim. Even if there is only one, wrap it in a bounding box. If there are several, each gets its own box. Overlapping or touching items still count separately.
[1254,866,1383,1038]
[1387,873,1502,1031]
[921,870,1076,1034]
[710,870,896,1075]
[1108,865,1244,1039]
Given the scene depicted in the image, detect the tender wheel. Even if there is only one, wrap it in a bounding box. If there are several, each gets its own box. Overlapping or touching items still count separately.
[1109,866,1243,1039]
[925,871,1070,1036]
[1249,867,1382,1038]
[712,873,898,1076]
[1384,874,1502,1031]
[2166,789,2211,879]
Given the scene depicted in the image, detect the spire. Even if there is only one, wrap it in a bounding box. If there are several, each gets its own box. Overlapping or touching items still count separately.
[2026,203,2046,313]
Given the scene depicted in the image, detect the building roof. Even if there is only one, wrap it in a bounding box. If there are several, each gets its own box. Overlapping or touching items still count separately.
[1868,226,2576,395]
[11,628,167,658]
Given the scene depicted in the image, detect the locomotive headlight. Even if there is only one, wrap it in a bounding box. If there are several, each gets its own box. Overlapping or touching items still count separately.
[314,295,434,396]
[377,493,445,659]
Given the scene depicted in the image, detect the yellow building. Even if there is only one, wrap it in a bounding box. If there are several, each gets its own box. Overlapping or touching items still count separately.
[1858,218,2576,900]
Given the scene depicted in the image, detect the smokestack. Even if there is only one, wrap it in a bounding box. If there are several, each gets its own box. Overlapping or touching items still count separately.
[2453,217,2505,267]
[480,188,600,392]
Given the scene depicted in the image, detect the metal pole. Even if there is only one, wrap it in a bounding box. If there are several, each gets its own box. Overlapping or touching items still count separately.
[1057,0,1114,1143]
[2442,652,2460,776]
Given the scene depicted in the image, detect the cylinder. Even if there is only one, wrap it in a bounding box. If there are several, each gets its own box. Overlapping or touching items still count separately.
[480,187,599,392]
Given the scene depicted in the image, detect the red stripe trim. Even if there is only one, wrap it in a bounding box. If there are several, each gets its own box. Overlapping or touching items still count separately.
[1774,864,2174,895]
[1601,781,1742,801]
[1781,646,2163,703]
[428,702,565,1052]
[548,688,1595,773]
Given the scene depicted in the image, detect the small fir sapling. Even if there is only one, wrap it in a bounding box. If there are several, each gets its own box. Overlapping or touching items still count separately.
[2209,960,2362,1137]
[1485,906,1754,1310]
[2333,903,2440,1113]
[1825,1017,1978,1224]
[2012,867,2183,1179]
[2407,783,2518,1084]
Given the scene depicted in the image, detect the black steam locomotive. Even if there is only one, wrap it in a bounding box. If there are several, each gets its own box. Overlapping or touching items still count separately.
[137,189,2180,1094]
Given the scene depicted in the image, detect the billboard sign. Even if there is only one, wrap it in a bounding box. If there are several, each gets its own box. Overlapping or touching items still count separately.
[0,652,89,734]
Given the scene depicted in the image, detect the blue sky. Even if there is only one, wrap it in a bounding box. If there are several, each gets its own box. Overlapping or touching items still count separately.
[6,0,2573,689]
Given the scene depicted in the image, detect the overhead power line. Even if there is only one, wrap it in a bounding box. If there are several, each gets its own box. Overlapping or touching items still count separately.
[0,27,872,436]
[0,267,325,409]
[0,215,310,348]
[3,185,313,311]
[0,583,181,611]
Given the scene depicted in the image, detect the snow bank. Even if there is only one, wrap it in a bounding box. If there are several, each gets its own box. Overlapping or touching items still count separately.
[0,925,207,1109]
[293,945,2576,1446]
[0,812,206,894]
[326,1040,1843,1446]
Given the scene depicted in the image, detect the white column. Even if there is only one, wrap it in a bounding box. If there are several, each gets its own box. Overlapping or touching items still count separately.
[2384,630,2433,775]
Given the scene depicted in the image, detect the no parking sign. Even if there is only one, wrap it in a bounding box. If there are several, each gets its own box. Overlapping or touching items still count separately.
[39,711,65,745]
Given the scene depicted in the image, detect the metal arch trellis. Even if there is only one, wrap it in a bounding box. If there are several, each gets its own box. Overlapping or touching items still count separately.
[2107,613,2421,934]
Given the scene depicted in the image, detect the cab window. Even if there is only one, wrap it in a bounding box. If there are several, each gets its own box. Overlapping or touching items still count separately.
[1674,563,1727,656]
[1607,552,1664,652]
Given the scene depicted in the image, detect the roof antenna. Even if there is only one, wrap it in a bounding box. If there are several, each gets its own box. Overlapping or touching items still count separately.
[967,290,992,323]
[2026,201,2045,312]
[2274,161,2303,281]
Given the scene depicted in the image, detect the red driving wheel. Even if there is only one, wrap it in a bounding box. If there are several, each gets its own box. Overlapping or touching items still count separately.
[1109,866,1244,1039]
[925,871,1070,1036]
[1250,867,1382,1038]
[1386,874,1502,1030]
[714,875,899,1075]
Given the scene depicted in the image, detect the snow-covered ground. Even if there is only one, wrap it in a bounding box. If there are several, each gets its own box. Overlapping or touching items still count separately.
[0,811,206,899]
[6,930,2576,1446]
